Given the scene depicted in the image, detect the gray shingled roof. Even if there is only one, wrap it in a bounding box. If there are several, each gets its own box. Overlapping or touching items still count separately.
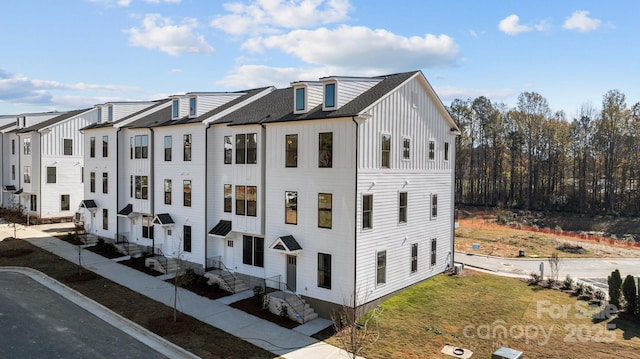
[279,235,302,251]
[152,213,175,225]
[80,99,170,131]
[0,122,15,131]
[262,71,418,124]
[208,220,232,236]
[213,88,293,126]
[80,200,98,209]
[154,87,273,127]
[17,109,90,133]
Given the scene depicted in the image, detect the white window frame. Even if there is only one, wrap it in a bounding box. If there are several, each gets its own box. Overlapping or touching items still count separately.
[431,193,438,219]
[402,136,411,161]
[376,250,386,286]
[323,81,337,110]
[362,193,373,230]
[428,140,435,161]
[444,142,450,162]
[399,191,408,224]
[381,133,391,169]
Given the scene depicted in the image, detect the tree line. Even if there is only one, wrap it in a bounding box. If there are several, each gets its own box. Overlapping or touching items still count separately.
[449,90,640,215]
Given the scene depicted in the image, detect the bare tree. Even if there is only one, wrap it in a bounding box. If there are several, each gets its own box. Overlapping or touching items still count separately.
[330,290,384,358]
[548,252,560,285]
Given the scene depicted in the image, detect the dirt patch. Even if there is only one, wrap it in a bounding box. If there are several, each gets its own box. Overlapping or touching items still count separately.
[231,296,299,329]
[86,241,123,259]
[0,248,34,258]
[56,233,84,246]
[166,272,231,300]
[62,271,100,283]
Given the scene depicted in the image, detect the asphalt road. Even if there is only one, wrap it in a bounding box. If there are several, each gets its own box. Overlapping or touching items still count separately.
[0,271,167,359]
[455,251,640,288]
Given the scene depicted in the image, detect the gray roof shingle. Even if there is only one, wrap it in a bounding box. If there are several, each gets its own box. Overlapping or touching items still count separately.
[17,109,91,133]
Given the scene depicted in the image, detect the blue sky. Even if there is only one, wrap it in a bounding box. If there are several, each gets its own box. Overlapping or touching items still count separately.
[1,0,638,118]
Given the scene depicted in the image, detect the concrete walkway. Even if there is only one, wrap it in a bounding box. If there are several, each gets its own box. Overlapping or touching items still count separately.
[2,223,350,359]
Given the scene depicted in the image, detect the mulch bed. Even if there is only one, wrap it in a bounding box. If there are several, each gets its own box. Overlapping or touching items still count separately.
[56,234,85,246]
[230,296,300,329]
[86,243,123,259]
[165,273,231,300]
[118,256,164,277]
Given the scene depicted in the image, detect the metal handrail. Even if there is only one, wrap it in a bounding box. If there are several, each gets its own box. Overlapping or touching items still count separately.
[152,246,169,274]
[115,233,130,255]
[206,256,237,293]
[265,275,306,323]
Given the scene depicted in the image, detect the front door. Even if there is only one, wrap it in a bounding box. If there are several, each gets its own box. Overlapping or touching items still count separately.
[225,239,235,269]
[286,255,297,292]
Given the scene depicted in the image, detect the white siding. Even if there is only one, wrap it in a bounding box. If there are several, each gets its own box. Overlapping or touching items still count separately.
[196,93,243,116]
[153,123,207,265]
[110,102,156,121]
[265,118,356,305]
[332,79,380,108]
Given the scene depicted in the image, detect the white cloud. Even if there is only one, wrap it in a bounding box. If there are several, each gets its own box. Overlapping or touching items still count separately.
[145,0,182,3]
[0,69,145,109]
[563,10,602,32]
[242,25,459,71]
[498,14,532,35]
[126,14,214,56]
[210,0,351,35]
[117,0,131,6]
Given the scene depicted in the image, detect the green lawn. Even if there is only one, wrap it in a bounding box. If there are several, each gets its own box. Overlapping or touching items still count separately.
[325,271,640,358]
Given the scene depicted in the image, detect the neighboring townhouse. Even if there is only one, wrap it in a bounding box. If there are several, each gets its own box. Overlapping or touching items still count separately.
[79,100,167,239]
[206,71,459,316]
[151,88,273,266]
[1,112,68,210]
[14,109,100,221]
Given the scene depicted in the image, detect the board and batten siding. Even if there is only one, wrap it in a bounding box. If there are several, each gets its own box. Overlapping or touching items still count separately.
[153,124,207,265]
[264,118,356,305]
[121,127,153,215]
[353,75,456,304]
[82,127,118,239]
[332,79,381,109]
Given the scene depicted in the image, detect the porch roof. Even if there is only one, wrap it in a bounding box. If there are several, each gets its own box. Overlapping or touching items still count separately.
[269,235,302,254]
[152,213,175,226]
[208,220,232,237]
[116,204,133,217]
[80,200,98,209]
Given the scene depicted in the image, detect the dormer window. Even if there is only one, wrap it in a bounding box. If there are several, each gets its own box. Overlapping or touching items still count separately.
[172,99,179,118]
[324,83,336,108]
[107,105,113,121]
[97,108,102,122]
[189,97,196,117]
[295,88,306,112]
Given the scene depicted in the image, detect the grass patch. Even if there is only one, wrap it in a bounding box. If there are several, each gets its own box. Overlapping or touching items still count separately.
[323,271,640,358]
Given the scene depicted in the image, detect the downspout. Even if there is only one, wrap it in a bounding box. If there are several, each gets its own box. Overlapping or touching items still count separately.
[116,127,120,244]
[149,127,155,252]
[204,123,210,268]
[38,131,42,221]
[351,116,359,310]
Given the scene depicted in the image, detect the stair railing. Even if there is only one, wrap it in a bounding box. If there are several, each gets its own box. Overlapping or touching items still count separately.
[206,256,237,293]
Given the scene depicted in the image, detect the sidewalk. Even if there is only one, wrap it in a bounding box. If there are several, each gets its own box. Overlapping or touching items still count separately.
[4,223,351,359]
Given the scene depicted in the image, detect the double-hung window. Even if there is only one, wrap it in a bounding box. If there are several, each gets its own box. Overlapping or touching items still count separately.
[103,209,108,230]
[46,167,56,183]
[90,172,95,192]
[246,186,257,217]
[399,192,407,223]
[102,173,108,194]
[90,137,96,157]
[164,179,172,205]
[184,226,192,252]
[411,243,418,273]
[24,166,31,184]
[224,184,232,212]
[134,176,148,199]
[431,194,438,219]
[381,134,391,168]
[318,193,332,228]
[362,194,373,229]
[431,238,437,266]
[61,194,70,211]
[23,138,31,155]
[428,140,435,161]
[142,216,154,239]
[224,136,232,164]
[403,137,411,160]
[63,139,72,155]
[376,251,386,285]
[444,142,449,161]
[134,135,148,159]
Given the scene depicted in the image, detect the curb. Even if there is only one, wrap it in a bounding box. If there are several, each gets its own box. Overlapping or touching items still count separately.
[0,266,199,359]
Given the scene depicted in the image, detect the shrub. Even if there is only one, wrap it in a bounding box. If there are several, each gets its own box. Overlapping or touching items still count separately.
[622,275,638,315]
[608,270,623,307]
[528,272,541,284]
[279,303,289,320]
[594,289,607,302]
[563,275,575,290]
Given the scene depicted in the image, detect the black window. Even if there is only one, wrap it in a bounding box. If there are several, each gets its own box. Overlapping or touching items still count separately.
[411,243,418,273]
[319,132,333,168]
[318,253,331,289]
[236,185,245,215]
[377,251,386,285]
[63,139,72,156]
[183,180,191,207]
[431,194,438,219]
[444,142,449,161]
[142,216,154,239]
[164,136,172,161]
[247,186,257,217]
[102,173,108,194]
[403,137,410,160]
[428,140,435,160]
[362,194,372,229]
[164,179,171,205]
[285,191,297,225]
[224,184,232,212]
[134,135,148,159]
[90,172,95,192]
[431,238,437,266]
[102,136,108,157]
[90,137,96,157]
[30,195,37,211]
[399,192,407,223]
[61,194,70,211]
[242,235,263,267]
[246,133,257,164]
[183,134,192,161]
[236,134,246,164]
[224,136,232,164]
[184,226,192,252]
[11,139,15,155]
[46,167,56,184]
[103,209,108,230]
[285,134,298,167]
[318,193,332,229]
[135,176,148,199]
[381,134,391,168]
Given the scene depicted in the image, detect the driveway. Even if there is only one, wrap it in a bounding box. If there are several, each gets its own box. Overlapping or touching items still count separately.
[0,271,168,359]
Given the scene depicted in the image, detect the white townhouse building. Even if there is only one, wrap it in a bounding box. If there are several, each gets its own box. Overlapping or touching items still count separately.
[1,112,66,209]
[151,88,273,266]
[207,71,459,316]
[78,100,161,238]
